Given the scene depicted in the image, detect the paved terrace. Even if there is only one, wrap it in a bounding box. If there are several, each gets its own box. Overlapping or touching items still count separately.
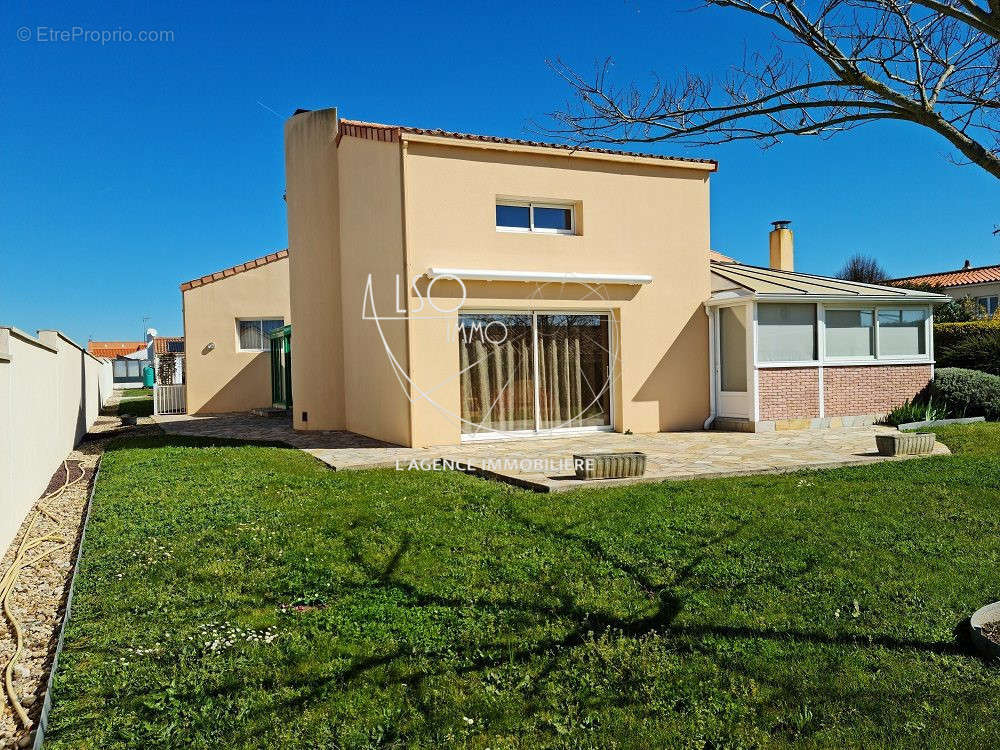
[154,413,950,492]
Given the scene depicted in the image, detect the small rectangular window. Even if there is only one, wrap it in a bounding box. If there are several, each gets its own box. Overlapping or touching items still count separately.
[496,201,575,234]
[977,296,998,315]
[878,308,927,357]
[826,309,875,358]
[238,318,284,351]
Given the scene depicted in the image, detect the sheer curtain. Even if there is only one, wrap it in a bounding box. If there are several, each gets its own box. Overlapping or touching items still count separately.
[458,313,610,435]
[459,314,534,434]
[537,314,610,429]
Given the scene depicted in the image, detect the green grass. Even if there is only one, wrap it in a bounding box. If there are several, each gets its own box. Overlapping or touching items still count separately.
[930,421,1000,457]
[117,391,153,418]
[45,430,1000,748]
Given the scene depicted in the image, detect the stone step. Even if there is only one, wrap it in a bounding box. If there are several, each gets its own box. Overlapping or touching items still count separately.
[711,417,756,433]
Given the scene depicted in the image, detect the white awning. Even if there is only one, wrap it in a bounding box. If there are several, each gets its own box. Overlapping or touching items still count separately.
[426,267,653,285]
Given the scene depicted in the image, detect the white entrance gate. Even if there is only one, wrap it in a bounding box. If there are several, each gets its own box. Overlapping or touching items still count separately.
[153,384,186,415]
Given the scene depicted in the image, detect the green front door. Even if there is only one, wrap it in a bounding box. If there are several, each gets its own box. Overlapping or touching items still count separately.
[269,325,292,409]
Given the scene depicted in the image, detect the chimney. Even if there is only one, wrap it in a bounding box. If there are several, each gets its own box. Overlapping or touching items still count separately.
[769,220,794,271]
[963,259,972,269]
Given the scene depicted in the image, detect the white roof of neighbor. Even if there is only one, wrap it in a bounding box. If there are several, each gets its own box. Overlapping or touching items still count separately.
[709,261,951,304]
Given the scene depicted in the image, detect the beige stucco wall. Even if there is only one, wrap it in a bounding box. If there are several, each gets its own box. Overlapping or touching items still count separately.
[939,282,1000,305]
[402,140,713,445]
[182,258,291,414]
[283,115,714,447]
[0,328,110,555]
[284,109,346,431]
[337,136,411,446]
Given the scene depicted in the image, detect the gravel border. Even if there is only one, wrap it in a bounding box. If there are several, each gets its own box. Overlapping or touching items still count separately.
[0,399,158,749]
[29,456,101,750]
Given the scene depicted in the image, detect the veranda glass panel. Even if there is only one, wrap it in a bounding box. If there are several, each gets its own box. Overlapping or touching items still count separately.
[826,309,875,357]
[878,308,927,356]
[536,314,611,429]
[458,314,535,434]
[757,303,816,362]
[719,306,748,392]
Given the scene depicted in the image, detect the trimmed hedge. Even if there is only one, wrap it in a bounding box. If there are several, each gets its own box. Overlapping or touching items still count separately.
[930,367,1000,420]
[934,320,1000,375]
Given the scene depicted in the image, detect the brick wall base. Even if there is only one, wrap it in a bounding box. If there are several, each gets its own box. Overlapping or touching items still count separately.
[823,364,932,417]
[756,363,932,421]
[758,367,820,421]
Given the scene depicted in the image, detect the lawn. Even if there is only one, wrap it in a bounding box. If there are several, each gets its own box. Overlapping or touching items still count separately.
[117,389,153,418]
[45,429,1000,748]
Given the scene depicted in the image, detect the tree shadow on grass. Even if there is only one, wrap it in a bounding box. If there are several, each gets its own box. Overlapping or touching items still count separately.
[218,511,978,745]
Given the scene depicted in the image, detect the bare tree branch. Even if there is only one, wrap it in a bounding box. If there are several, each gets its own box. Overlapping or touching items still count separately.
[543,0,1000,178]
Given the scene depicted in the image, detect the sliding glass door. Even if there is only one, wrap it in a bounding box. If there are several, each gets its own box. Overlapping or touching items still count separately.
[459,312,612,438]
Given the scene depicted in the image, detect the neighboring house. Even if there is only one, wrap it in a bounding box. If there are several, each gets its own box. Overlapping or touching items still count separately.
[281,109,947,445]
[891,261,1000,315]
[87,341,145,358]
[88,340,150,388]
[181,250,290,414]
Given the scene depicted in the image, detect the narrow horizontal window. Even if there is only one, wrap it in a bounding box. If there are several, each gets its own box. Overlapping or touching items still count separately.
[826,309,875,358]
[496,201,575,234]
[878,308,926,357]
[757,303,817,363]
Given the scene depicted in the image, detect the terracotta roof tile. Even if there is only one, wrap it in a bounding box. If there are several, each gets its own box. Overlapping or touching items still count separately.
[87,341,145,358]
[180,249,288,292]
[892,264,1000,288]
[336,119,718,169]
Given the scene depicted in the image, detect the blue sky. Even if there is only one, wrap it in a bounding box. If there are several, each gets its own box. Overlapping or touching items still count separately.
[2,0,997,343]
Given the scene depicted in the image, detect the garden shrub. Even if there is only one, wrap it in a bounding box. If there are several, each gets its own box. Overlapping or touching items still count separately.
[934,320,1000,375]
[883,397,949,427]
[930,367,1000,420]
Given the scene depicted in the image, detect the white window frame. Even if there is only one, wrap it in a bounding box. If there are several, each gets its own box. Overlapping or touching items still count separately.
[875,306,931,361]
[755,302,819,367]
[753,302,934,368]
[457,308,614,441]
[977,295,998,315]
[236,317,285,352]
[495,200,576,235]
[823,305,877,363]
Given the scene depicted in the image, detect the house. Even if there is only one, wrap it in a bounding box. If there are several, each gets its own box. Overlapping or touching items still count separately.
[281,108,947,446]
[180,250,290,413]
[88,340,150,388]
[891,261,1000,315]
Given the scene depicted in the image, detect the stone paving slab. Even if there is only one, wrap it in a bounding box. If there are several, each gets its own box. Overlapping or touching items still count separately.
[154,413,949,492]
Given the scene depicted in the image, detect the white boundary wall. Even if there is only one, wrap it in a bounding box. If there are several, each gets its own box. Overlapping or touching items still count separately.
[0,327,112,554]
